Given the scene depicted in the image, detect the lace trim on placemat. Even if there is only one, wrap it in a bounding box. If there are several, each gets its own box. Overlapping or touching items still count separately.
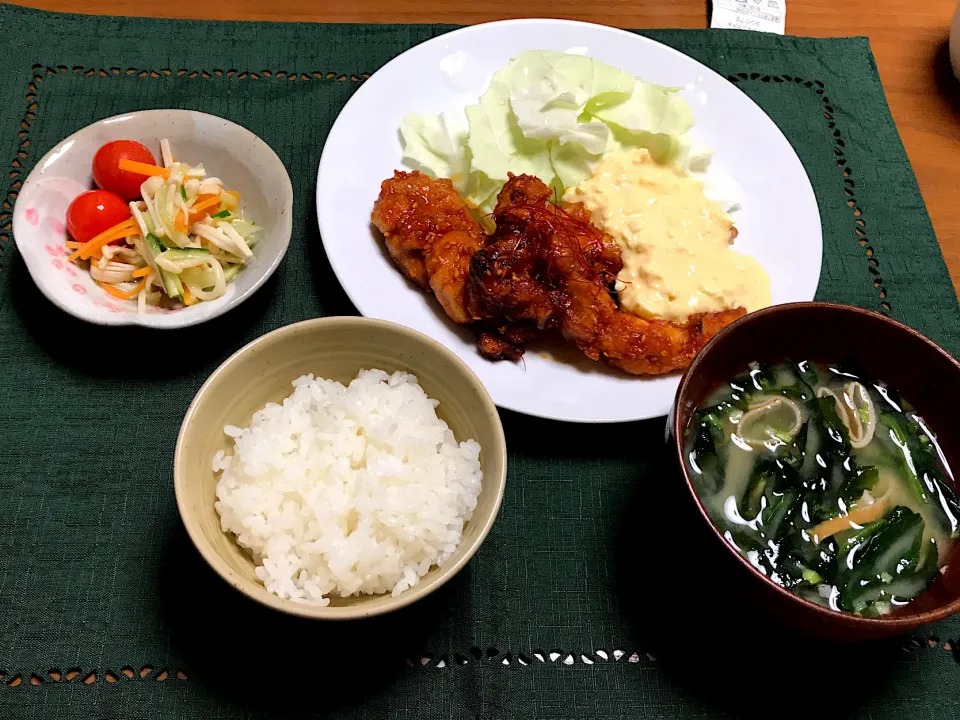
[0,636,955,686]
[406,637,956,668]
[0,65,41,273]
[0,666,187,687]
[0,63,371,272]
[727,73,890,316]
[404,648,654,668]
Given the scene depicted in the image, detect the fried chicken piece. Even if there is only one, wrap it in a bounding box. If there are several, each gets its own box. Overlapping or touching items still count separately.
[477,332,525,361]
[607,310,746,374]
[493,174,622,284]
[477,174,745,375]
[551,236,745,373]
[475,322,542,361]
[468,224,563,334]
[467,174,622,350]
[533,201,746,375]
[560,200,623,286]
[421,229,485,324]
[374,170,744,375]
[371,171,487,324]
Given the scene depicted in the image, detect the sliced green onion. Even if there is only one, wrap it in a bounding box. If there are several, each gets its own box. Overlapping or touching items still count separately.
[179,185,188,201]
[211,209,231,219]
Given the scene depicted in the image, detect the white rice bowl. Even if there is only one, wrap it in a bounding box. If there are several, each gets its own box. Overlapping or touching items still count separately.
[213,369,483,605]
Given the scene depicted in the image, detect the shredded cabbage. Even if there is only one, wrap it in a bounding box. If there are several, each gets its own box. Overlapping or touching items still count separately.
[399,50,706,214]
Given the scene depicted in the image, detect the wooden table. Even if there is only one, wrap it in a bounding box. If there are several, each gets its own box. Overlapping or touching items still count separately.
[14,0,960,293]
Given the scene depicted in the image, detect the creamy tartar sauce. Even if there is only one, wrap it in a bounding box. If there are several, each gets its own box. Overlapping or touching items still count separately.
[564,148,771,322]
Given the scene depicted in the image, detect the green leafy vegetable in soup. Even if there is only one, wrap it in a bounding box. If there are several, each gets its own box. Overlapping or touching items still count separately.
[684,360,958,616]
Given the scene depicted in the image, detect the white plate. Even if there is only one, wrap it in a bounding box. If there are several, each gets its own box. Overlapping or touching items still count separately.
[14,110,292,329]
[317,19,822,422]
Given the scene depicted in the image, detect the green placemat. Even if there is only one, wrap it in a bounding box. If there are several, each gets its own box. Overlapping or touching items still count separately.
[1,4,959,719]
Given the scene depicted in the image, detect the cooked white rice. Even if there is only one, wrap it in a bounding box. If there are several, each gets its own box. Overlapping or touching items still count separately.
[213,369,482,605]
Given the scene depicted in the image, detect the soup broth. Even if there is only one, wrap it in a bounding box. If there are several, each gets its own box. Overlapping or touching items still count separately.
[685,360,959,616]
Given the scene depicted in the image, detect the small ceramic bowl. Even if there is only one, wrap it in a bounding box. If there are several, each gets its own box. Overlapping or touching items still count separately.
[12,110,292,328]
[670,302,960,640]
[174,316,508,619]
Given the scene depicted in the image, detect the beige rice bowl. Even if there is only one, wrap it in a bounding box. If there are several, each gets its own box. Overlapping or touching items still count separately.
[212,369,483,605]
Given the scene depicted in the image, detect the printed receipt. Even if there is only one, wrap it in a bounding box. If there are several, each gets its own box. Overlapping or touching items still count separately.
[710,0,785,34]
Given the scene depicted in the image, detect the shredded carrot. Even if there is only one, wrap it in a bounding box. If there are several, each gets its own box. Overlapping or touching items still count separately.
[132,266,152,278]
[811,500,888,543]
[118,158,169,179]
[75,225,137,261]
[182,286,197,306]
[67,217,137,262]
[64,240,85,249]
[97,278,147,300]
[174,210,188,233]
[187,196,221,223]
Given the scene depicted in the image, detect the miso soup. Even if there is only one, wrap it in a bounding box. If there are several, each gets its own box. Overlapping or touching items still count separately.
[684,360,958,616]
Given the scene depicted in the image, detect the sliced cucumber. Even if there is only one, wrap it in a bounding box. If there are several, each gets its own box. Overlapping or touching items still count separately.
[164,272,184,299]
[145,233,166,256]
[157,248,211,264]
[140,210,155,235]
[145,233,184,298]
[222,264,243,283]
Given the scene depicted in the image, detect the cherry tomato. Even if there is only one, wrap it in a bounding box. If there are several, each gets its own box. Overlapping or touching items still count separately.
[92,140,157,200]
[66,190,131,244]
